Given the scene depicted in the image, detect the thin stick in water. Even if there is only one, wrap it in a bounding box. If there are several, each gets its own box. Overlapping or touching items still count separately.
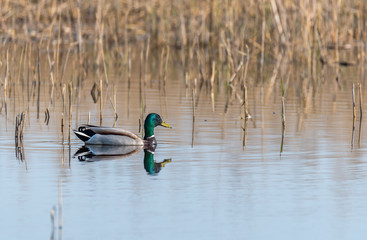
[358,83,363,146]
[352,83,356,149]
[280,79,286,154]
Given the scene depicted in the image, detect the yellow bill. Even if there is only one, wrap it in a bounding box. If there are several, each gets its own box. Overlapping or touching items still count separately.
[161,121,172,128]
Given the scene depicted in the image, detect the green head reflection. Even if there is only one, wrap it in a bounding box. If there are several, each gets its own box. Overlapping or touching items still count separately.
[144,149,171,175]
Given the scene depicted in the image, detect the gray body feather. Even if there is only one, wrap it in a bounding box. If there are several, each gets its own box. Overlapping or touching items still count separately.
[86,134,144,145]
[74,125,145,146]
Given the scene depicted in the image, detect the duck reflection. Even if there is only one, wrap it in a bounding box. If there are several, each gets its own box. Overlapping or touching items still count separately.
[74,145,142,161]
[74,145,171,174]
[144,148,171,175]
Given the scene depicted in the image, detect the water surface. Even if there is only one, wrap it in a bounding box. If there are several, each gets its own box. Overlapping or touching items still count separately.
[1,48,367,240]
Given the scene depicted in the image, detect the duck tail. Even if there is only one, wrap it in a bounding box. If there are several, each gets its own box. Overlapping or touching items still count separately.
[74,126,96,142]
[74,130,91,142]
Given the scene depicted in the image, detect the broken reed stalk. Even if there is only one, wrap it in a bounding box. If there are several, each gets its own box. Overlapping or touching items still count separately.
[15,112,26,163]
[45,108,50,125]
[15,112,26,142]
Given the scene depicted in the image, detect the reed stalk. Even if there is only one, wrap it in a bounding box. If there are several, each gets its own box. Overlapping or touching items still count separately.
[15,112,26,163]
[163,45,170,87]
[4,49,9,119]
[260,0,265,73]
[127,47,131,118]
[76,0,83,58]
[61,112,64,144]
[192,78,197,147]
[144,36,151,84]
[358,83,363,146]
[351,83,356,148]
[45,108,50,125]
[68,82,72,144]
[359,83,363,119]
[280,79,285,154]
[352,83,356,120]
[99,77,103,125]
[242,85,248,150]
[210,61,216,112]
[37,48,41,119]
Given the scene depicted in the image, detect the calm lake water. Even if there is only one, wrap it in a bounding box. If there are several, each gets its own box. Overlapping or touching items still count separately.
[1,47,367,240]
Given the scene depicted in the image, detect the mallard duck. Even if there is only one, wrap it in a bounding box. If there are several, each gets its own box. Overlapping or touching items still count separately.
[74,113,172,146]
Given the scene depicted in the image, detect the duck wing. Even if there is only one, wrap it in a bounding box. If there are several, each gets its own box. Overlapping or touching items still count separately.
[82,125,141,140]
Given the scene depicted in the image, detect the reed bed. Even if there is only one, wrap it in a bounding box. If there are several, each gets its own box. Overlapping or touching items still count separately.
[0,0,366,154]
[0,1,366,61]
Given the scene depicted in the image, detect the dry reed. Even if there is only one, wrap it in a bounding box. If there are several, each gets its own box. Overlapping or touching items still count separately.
[1,1,365,62]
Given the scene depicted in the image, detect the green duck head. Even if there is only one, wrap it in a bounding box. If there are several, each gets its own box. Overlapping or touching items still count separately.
[144,113,172,140]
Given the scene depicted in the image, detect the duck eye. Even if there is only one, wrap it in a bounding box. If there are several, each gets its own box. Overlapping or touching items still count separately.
[156,117,162,124]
